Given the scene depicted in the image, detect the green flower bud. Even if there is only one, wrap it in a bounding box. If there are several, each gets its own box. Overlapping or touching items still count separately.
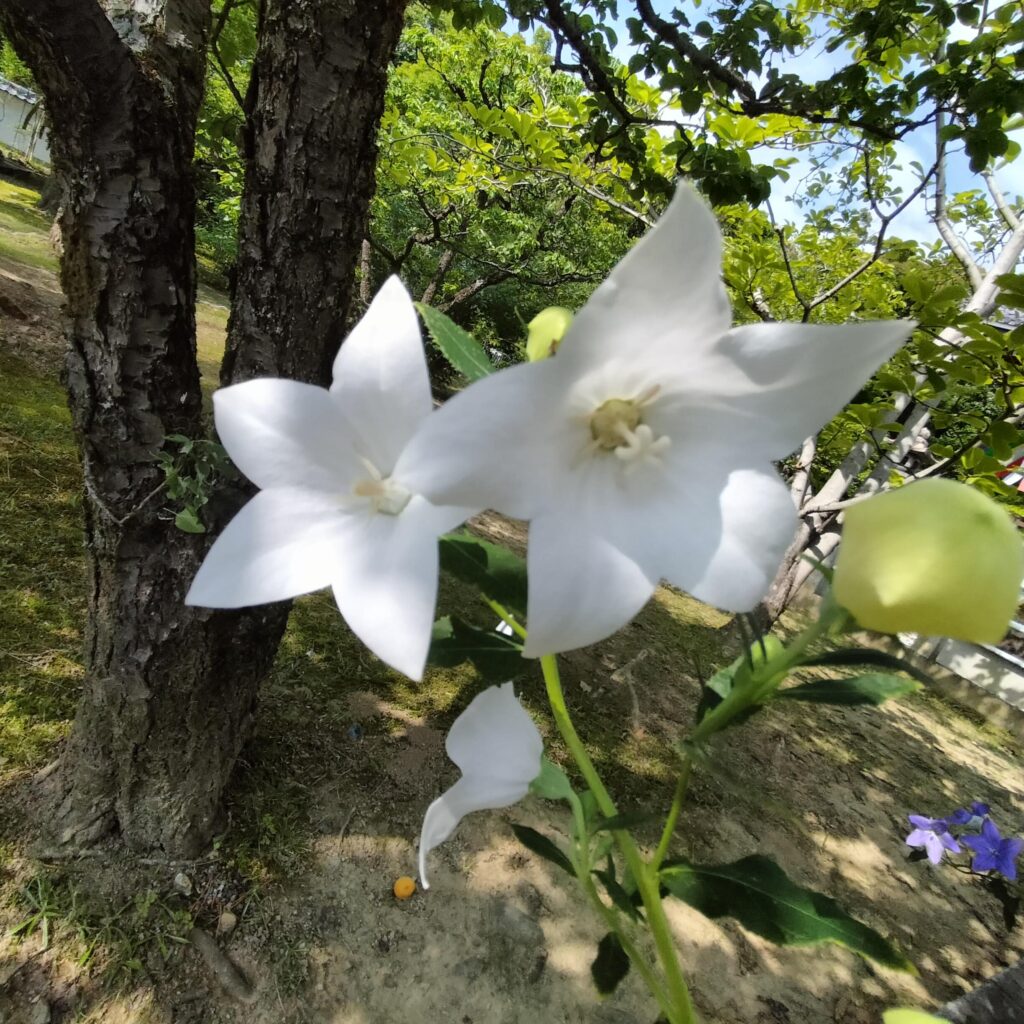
[882,1011,947,1024]
[526,306,573,362]
[833,479,1023,643]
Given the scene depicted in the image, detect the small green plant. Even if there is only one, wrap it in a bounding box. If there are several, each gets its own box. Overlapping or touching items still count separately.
[156,434,236,534]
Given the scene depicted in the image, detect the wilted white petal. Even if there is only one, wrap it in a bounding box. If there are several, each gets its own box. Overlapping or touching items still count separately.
[214,379,360,492]
[419,683,542,888]
[522,517,656,657]
[186,489,348,608]
[556,185,731,375]
[331,496,471,681]
[707,320,914,460]
[331,275,432,472]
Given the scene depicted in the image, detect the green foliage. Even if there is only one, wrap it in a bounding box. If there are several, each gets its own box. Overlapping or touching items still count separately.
[0,38,34,87]
[510,822,576,875]
[155,434,236,534]
[660,855,914,971]
[427,614,526,677]
[417,302,496,381]
[777,673,923,705]
[438,532,528,614]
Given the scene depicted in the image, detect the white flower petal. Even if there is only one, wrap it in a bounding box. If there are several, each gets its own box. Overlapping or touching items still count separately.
[214,379,359,492]
[681,467,798,611]
[330,276,432,472]
[418,683,542,889]
[395,359,573,519]
[707,320,914,459]
[557,185,732,375]
[331,496,468,680]
[522,517,657,657]
[186,488,347,607]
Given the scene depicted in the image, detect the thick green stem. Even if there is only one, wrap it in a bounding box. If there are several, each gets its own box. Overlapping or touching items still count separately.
[540,655,698,1024]
[484,598,528,640]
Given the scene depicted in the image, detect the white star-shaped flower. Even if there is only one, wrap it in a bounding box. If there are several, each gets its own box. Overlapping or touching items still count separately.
[186,277,475,680]
[396,187,914,656]
[419,683,542,889]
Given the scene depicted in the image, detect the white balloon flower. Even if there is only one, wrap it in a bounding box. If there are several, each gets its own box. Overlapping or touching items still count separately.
[419,683,543,889]
[396,186,914,656]
[186,276,475,681]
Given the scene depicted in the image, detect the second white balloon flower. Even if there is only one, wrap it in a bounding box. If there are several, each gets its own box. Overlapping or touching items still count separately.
[396,186,915,656]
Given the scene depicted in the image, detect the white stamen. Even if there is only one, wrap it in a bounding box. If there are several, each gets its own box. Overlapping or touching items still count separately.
[613,423,671,467]
[352,460,412,516]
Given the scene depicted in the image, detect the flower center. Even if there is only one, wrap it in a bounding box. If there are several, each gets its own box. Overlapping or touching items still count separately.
[352,458,412,516]
[587,392,671,468]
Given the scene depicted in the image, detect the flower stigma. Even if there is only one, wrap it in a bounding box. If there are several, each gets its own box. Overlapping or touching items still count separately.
[352,457,412,515]
[587,386,669,469]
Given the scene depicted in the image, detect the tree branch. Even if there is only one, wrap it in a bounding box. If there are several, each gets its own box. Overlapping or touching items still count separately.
[982,167,1021,232]
[934,109,984,290]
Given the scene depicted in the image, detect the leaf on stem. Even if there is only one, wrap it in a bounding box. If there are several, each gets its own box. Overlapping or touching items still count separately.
[777,673,922,706]
[439,533,528,615]
[427,616,525,679]
[659,855,915,972]
[510,823,575,877]
[416,302,495,381]
[799,648,932,686]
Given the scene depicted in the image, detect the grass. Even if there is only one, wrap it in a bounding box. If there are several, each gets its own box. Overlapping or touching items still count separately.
[0,179,58,271]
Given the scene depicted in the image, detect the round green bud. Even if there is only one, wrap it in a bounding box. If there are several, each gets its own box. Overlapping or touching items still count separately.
[525,306,573,362]
[833,479,1023,644]
[882,1012,948,1024]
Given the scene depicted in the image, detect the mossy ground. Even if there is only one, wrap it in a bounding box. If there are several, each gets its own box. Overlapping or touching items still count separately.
[1,178,1023,1024]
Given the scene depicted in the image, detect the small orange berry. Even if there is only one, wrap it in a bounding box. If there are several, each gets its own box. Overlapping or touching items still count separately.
[393,875,416,900]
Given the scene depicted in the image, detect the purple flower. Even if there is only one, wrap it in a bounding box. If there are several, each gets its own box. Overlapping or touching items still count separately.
[906,815,961,865]
[947,802,991,827]
[962,819,1024,881]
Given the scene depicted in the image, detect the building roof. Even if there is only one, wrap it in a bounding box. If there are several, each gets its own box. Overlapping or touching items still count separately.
[0,75,39,106]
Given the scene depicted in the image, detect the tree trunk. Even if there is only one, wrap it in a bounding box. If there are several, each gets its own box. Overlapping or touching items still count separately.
[221,0,410,386]
[2,0,408,856]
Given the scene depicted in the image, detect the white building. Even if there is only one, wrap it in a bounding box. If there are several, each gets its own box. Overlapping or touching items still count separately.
[0,75,49,167]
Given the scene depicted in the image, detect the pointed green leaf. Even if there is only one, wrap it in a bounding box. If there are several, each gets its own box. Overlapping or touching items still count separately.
[530,757,574,801]
[660,855,914,972]
[416,302,494,381]
[590,932,630,995]
[510,823,575,877]
[439,533,528,614]
[800,648,932,686]
[174,508,205,534]
[427,615,524,679]
[777,674,922,706]
[592,870,642,921]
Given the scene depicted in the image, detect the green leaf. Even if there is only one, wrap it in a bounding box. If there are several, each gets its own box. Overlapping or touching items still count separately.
[416,302,494,382]
[590,932,631,995]
[510,823,575,877]
[593,810,657,833]
[427,615,525,679]
[777,674,922,706]
[174,508,205,534]
[439,533,528,614]
[530,757,574,801]
[660,855,914,972]
[800,648,932,687]
[592,870,642,921]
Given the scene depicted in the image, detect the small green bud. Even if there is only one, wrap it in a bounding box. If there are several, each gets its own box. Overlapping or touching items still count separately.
[833,479,1023,644]
[526,306,573,362]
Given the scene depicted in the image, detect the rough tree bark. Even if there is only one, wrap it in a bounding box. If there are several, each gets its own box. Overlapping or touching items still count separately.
[221,0,409,386]
[2,0,408,856]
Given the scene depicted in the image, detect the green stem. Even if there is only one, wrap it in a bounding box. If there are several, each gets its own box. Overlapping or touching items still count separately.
[651,756,692,873]
[540,654,698,1024]
[483,597,528,640]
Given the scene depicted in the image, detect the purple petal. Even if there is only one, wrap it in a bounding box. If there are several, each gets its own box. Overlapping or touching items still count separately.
[972,802,991,816]
[947,808,972,826]
[962,833,989,855]
[997,854,1019,882]
[908,814,938,830]
[906,829,930,849]
[925,833,946,865]
[982,818,1002,843]
[970,849,998,874]
[941,832,962,854]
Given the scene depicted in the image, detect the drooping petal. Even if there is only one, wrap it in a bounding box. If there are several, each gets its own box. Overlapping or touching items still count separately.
[905,829,930,850]
[418,775,533,890]
[522,517,657,657]
[556,185,732,376]
[186,488,347,607]
[704,320,914,460]
[214,378,360,492]
[330,276,433,472]
[999,839,1023,880]
[331,495,470,680]
[395,359,574,519]
[418,683,543,888]
[908,815,938,830]
[940,832,961,854]
[923,833,945,865]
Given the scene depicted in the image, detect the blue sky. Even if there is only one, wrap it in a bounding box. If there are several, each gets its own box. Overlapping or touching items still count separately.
[520,3,1024,252]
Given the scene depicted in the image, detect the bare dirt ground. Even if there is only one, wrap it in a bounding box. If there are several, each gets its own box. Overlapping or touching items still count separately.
[2,209,1023,1024]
